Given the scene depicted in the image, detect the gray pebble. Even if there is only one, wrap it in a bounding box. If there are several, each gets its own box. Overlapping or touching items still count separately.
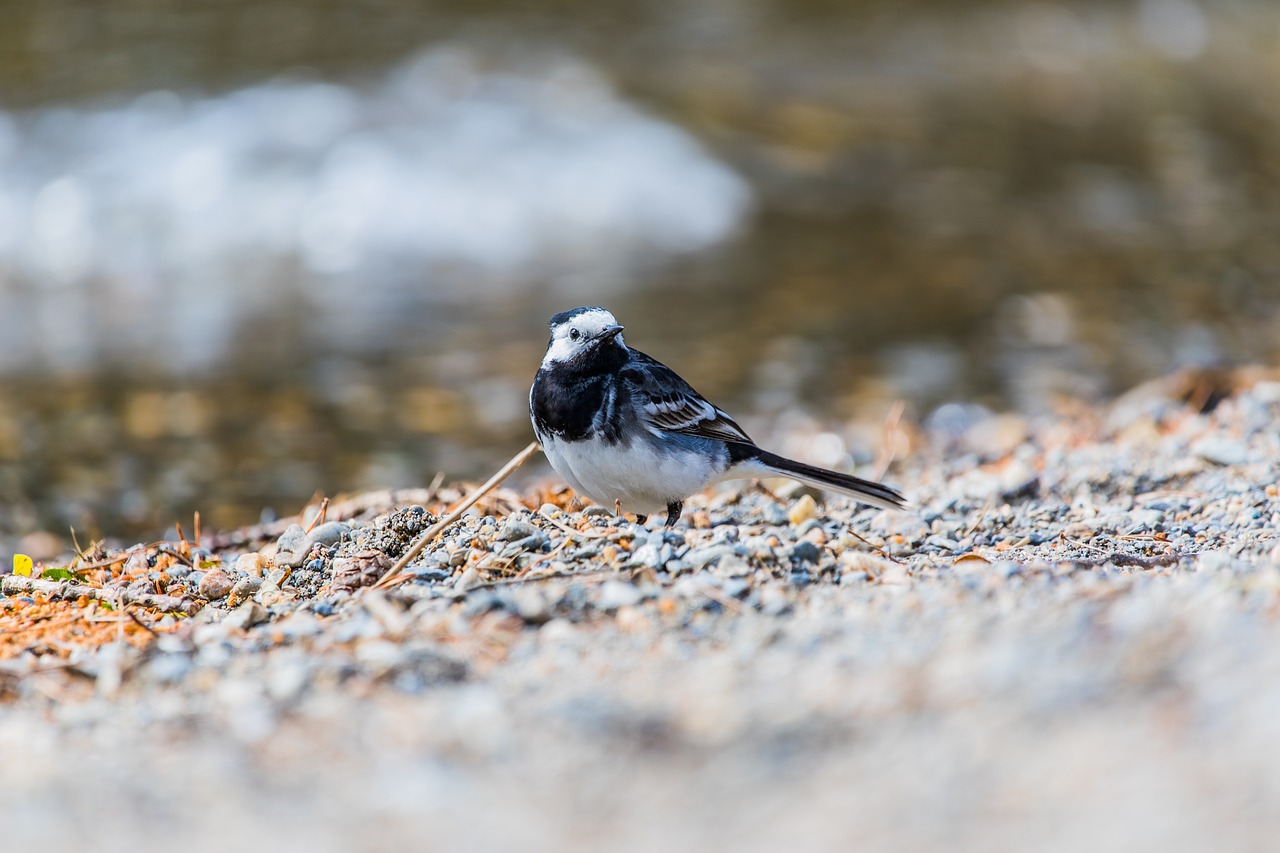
[512,588,552,624]
[597,580,643,611]
[790,541,822,565]
[759,504,789,526]
[230,577,262,598]
[275,524,309,565]
[497,517,539,542]
[224,600,269,630]
[629,542,664,569]
[1192,438,1248,467]
[665,560,691,576]
[925,535,960,551]
[686,544,745,570]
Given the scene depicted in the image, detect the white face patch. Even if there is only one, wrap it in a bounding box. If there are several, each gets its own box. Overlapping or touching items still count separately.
[543,308,626,365]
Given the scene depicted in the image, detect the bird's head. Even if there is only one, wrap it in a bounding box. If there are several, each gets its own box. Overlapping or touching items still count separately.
[543,306,626,367]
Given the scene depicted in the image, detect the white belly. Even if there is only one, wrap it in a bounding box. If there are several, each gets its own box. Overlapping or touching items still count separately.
[540,433,719,515]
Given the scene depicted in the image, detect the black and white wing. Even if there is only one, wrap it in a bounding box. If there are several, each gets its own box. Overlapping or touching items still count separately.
[620,350,754,445]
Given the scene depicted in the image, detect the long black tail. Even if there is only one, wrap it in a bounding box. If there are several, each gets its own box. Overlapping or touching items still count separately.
[753,449,908,512]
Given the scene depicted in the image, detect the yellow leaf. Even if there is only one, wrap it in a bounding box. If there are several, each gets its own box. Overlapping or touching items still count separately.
[13,554,33,576]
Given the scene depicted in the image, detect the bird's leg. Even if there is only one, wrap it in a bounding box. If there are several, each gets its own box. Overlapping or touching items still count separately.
[615,499,622,516]
[664,501,683,527]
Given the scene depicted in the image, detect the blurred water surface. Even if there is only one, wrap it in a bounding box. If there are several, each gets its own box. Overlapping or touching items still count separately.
[1,0,1278,545]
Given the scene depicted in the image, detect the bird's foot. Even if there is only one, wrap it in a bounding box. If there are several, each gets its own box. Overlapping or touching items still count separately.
[664,501,683,527]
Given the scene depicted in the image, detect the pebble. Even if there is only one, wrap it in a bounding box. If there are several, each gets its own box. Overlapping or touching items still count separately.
[497,517,538,542]
[235,553,268,578]
[273,611,324,638]
[685,544,741,570]
[1192,437,1249,467]
[787,494,819,526]
[597,580,643,611]
[512,588,552,624]
[224,600,269,630]
[231,577,262,599]
[265,660,310,703]
[308,522,350,548]
[758,585,790,616]
[629,543,665,570]
[274,524,310,566]
[790,541,822,565]
[673,572,722,601]
[198,569,234,600]
[453,567,480,593]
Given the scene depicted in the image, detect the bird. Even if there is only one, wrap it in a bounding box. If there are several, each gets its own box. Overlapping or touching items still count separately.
[529,306,908,527]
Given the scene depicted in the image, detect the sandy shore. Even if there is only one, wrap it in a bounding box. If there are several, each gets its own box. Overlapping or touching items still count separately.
[2,371,1279,852]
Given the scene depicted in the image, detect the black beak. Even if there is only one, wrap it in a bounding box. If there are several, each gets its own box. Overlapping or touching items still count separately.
[598,324,624,341]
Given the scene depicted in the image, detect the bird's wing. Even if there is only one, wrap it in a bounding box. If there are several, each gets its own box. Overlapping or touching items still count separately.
[620,350,754,445]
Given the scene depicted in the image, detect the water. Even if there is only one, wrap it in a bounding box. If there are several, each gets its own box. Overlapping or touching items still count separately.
[2,0,1277,545]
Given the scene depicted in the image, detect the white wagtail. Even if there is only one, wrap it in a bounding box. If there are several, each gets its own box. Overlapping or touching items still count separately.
[529,306,907,526]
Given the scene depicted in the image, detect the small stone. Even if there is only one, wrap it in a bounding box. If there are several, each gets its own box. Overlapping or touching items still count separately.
[124,550,150,575]
[758,585,790,616]
[224,600,269,630]
[869,511,929,540]
[235,552,269,578]
[790,541,822,565]
[629,542,665,569]
[685,544,744,571]
[787,494,819,526]
[355,639,407,674]
[715,558,753,578]
[231,577,263,599]
[879,563,911,586]
[1192,438,1248,467]
[497,517,538,542]
[453,566,480,593]
[126,579,156,597]
[274,611,324,638]
[274,524,309,565]
[672,572,722,601]
[265,661,310,703]
[597,580,643,611]
[1198,550,1237,571]
[331,551,391,593]
[308,521,350,548]
[512,588,552,624]
[614,605,651,633]
[540,618,580,642]
[198,569,233,600]
[760,503,789,526]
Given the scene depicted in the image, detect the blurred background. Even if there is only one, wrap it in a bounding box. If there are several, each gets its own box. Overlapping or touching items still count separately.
[1,0,1277,548]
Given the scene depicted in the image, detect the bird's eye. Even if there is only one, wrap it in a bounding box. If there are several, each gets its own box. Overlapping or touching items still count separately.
[568,328,580,341]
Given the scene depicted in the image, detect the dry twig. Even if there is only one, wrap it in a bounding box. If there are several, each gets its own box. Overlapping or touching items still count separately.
[372,441,542,589]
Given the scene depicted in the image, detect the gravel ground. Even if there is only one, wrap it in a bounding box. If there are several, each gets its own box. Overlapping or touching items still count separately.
[2,373,1279,852]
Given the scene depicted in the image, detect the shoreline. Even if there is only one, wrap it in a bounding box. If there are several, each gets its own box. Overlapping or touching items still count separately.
[2,369,1279,851]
